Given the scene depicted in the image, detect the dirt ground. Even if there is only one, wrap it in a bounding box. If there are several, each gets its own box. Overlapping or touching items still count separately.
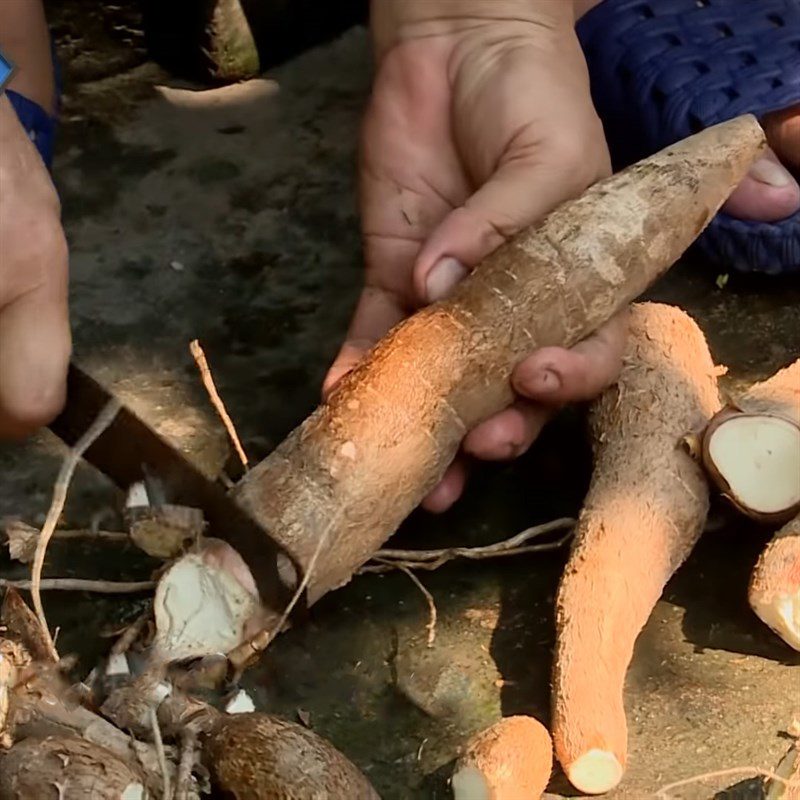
[1,4,798,798]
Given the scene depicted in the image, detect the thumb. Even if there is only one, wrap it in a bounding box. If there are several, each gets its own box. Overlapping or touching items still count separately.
[412,137,610,303]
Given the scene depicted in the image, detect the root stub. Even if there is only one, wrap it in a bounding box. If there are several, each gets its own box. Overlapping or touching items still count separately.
[451,716,553,800]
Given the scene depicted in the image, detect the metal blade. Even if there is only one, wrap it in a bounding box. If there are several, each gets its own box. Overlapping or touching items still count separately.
[48,362,302,617]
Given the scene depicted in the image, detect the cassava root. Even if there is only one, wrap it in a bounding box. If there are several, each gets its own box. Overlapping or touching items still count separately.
[0,735,148,800]
[738,362,800,648]
[750,513,800,650]
[451,716,553,800]
[552,303,722,794]
[232,118,765,629]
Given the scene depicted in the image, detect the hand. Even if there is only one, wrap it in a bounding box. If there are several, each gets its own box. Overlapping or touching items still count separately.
[325,0,627,512]
[0,96,70,439]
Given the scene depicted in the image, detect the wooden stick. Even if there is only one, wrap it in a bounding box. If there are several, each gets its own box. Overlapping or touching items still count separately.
[31,399,121,661]
[190,339,249,470]
[1,578,156,593]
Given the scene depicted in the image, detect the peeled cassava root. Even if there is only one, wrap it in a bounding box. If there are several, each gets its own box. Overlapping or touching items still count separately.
[202,711,380,799]
[699,359,800,525]
[451,716,553,800]
[232,117,765,621]
[552,303,722,795]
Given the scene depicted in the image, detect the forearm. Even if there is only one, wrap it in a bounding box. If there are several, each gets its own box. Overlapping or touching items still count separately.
[0,0,55,114]
[370,0,576,57]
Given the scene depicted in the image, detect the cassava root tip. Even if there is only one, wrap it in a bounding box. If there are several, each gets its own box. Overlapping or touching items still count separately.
[452,715,553,800]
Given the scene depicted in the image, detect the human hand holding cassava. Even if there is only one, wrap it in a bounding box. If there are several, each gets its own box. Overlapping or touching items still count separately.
[324,0,628,512]
[0,95,71,439]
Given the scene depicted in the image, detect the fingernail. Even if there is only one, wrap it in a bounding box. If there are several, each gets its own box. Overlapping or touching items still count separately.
[425,257,467,303]
[527,368,561,396]
[748,156,793,188]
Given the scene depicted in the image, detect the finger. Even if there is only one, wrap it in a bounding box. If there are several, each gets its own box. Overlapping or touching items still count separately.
[413,128,609,304]
[463,400,554,462]
[512,312,629,404]
[763,104,800,171]
[0,274,71,440]
[722,147,800,223]
[322,284,407,398]
[421,457,469,513]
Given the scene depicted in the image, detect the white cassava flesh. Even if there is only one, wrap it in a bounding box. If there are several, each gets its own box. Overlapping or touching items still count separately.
[153,548,257,661]
[704,413,800,520]
[231,118,765,630]
[552,303,721,795]
[700,359,800,524]
[451,716,553,800]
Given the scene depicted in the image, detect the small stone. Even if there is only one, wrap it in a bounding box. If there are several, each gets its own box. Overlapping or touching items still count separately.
[170,260,185,272]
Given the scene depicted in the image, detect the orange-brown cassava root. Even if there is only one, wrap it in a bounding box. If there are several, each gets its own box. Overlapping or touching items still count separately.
[742,360,800,649]
[552,303,722,795]
[233,118,765,617]
[451,716,553,800]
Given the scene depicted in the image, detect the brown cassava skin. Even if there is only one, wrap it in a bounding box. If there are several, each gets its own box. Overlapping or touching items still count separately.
[203,712,380,800]
[233,118,765,614]
[750,514,800,650]
[0,735,147,799]
[552,303,722,794]
[453,715,553,800]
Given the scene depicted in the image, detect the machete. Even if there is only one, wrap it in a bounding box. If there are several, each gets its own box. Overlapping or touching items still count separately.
[47,362,303,619]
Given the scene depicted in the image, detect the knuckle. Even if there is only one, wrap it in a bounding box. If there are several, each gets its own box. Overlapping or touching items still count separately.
[1,381,67,438]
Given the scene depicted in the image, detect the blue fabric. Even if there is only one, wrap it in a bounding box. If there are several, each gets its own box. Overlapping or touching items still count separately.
[6,89,57,169]
[577,0,800,275]
[5,40,60,170]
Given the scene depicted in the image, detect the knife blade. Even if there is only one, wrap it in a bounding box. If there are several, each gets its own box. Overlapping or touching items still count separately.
[48,362,303,618]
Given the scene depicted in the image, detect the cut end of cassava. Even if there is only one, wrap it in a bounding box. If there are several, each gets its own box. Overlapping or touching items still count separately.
[451,765,492,800]
[153,544,259,662]
[453,716,553,800]
[703,411,800,523]
[566,749,624,795]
